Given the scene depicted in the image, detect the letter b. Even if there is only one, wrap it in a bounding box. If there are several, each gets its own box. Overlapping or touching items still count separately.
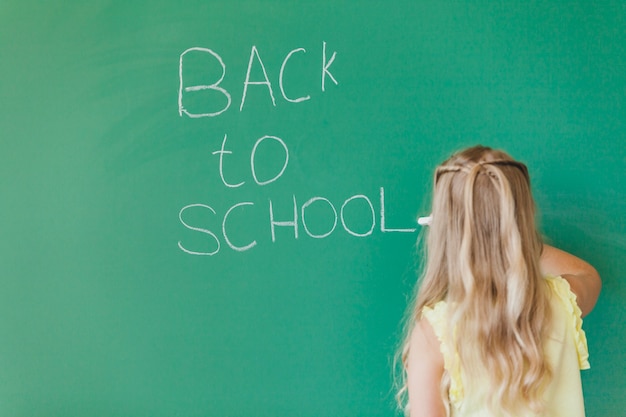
[178,47,232,118]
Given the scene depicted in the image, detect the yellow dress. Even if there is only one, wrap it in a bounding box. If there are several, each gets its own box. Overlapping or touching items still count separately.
[422,275,590,417]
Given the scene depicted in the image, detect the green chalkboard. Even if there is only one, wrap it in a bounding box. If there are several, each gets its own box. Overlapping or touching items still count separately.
[1,1,624,416]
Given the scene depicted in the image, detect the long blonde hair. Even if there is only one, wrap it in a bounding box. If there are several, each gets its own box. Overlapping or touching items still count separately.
[396,145,552,416]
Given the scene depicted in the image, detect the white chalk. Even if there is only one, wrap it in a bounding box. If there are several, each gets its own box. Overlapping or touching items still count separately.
[417,215,432,226]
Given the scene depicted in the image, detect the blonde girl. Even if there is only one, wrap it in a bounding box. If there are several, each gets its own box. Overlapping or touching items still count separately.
[397,146,601,417]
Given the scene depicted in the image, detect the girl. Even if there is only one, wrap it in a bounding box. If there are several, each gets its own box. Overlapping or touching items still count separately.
[396,146,601,417]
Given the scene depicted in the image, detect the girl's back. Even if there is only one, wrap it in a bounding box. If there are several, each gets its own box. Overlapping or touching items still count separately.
[419,275,589,417]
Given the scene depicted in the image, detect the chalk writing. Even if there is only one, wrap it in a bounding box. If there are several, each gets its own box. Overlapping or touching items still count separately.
[178,187,416,256]
[177,42,416,256]
[178,47,231,118]
[178,42,337,117]
[301,197,337,239]
[250,136,289,186]
[241,46,276,111]
[279,48,310,103]
[211,134,289,188]
[178,204,220,256]
[322,41,338,92]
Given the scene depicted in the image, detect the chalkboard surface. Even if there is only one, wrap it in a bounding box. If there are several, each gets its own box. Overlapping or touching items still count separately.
[1,1,624,416]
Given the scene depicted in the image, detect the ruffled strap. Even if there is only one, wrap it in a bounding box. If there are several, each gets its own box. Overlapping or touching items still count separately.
[421,301,464,407]
[545,275,591,370]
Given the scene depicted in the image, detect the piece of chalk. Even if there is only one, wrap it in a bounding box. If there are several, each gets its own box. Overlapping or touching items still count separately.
[417,215,432,226]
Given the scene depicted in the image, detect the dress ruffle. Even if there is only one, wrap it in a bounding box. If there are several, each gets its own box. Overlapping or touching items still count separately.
[421,301,464,408]
[545,275,591,370]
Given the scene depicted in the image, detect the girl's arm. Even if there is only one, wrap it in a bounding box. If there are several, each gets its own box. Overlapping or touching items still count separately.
[540,244,602,317]
[406,318,446,417]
